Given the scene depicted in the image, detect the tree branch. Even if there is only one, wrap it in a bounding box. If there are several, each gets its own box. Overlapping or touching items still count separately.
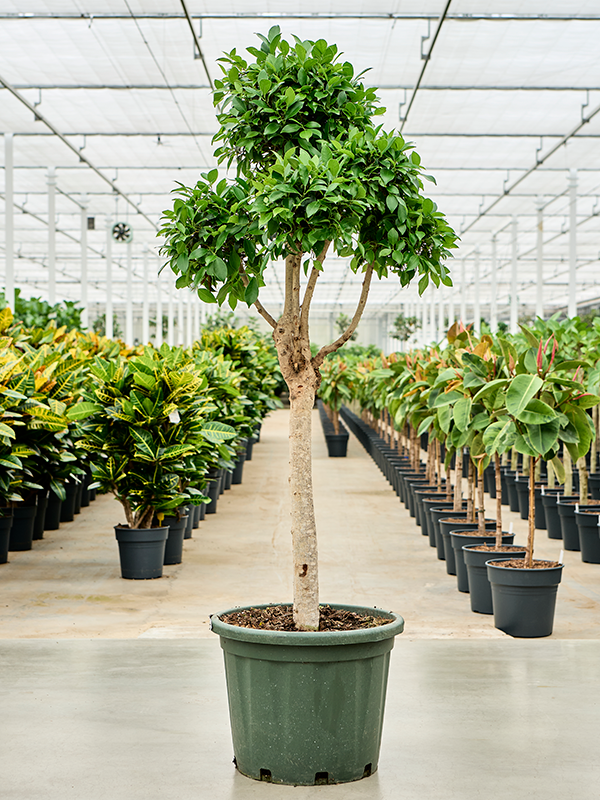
[238,269,277,328]
[312,263,374,368]
[300,240,330,339]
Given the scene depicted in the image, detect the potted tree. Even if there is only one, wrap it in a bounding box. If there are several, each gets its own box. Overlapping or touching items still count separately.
[74,346,236,578]
[318,357,353,456]
[160,28,457,785]
[485,336,599,636]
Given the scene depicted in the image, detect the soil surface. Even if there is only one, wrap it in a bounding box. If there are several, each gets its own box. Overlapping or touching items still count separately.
[219,604,392,632]
[470,545,526,552]
[490,559,561,569]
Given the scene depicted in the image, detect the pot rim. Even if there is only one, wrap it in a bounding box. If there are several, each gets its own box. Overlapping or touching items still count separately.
[485,559,564,572]
[211,602,404,646]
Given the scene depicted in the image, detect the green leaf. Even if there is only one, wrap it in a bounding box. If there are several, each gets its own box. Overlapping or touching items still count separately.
[264,122,279,135]
[417,415,434,437]
[514,433,537,458]
[433,390,463,407]
[553,360,590,371]
[0,422,15,439]
[482,419,515,455]
[575,394,600,409]
[472,379,507,403]
[525,418,560,457]
[201,421,237,443]
[284,86,295,105]
[516,398,557,425]
[213,257,228,281]
[131,428,158,461]
[506,374,544,418]
[50,480,66,502]
[453,397,472,432]
[551,455,566,484]
[66,401,102,421]
[244,277,259,305]
[519,324,540,348]
[437,404,452,434]
[386,195,398,212]
[306,201,321,217]
[197,288,217,304]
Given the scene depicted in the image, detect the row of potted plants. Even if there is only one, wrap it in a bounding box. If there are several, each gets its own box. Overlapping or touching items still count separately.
[0,307,282,576]
[334,315,600,637]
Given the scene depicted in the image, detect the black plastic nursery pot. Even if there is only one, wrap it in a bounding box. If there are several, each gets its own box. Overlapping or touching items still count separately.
[541,490,568,540]
[115,525,168,579]
[438,514,486,575]
[245,435,258,462]
[44,490,62,530]
[192,504,201,528]
[422,499,453,558]
[60,480,79,523]
[162,513,189,565]
[232,450,246,485]
[224,470,233,490]
[450,528,514,593]
[184,506,194,539]
[463,545,527,614]
[504,472,521,513]
[32,491,49,541]
[205,476,220,514]
[574,510,600,563]
[74,480,83,515]
[211,603,404,786]
[487,560,564,638]
[0,511,14,564]
[8,503,38,551]
[557,500,584,551]
[325,431,349,458]
[589,474,600,500]
[416,492,449,545]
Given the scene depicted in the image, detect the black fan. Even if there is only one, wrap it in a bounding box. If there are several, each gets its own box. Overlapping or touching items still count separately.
[112,222,133,243]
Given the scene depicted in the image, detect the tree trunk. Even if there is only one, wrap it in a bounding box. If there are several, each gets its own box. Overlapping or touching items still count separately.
[578,456,588,503]
[526,455,537,568]
[274,322,321,631]
[494,452,503,548]
[547,459,555,489]
[477,467,486,535]
[564,448,573,495]
[332,410,340,435]
[466,456,474,522]
[453,447,463,512]
[591,405,599,474]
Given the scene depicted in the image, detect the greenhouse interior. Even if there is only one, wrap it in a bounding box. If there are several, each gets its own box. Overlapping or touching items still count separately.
[1,3,599,798]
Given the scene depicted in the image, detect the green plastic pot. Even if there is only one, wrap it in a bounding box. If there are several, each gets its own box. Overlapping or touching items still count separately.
[211,602,404,786]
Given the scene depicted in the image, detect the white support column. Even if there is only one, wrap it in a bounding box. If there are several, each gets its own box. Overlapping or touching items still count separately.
[568,169,578,318]
[536,197,544,321]
[438,291,444,343]
[142,244,149,345]
[80,195,88,329]
[420,299,426,345]
[4,134,14,310]
[490,233,498,333]
[155,259,162,348]
[448,288,455,330]
[167,276,174,346]
[177,289,184,346]
[47,167,56,305]
[105,215,113,339]
[510,216,518,334]
[186,290,193,346]
[125,239,133,346]
[194,293,200,341]
[460,258,466,326]
[430,291,436,342]
[473,247,481,335]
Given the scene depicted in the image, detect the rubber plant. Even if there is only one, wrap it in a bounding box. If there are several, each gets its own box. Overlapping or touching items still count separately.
[483,332,599,567]
[160,27,458,629]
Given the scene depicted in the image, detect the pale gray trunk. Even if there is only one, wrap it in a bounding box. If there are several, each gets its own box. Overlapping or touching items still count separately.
[453,447,463,512]
[577,456,588,503]
[564,448,573,495]
[494,453,503,547]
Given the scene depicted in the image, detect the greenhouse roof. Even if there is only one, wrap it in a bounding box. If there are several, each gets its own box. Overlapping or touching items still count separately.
[1,1,600,321]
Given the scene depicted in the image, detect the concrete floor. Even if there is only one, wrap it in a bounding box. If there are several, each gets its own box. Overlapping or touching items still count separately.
[1,409,599,798]
[1,638,599,800]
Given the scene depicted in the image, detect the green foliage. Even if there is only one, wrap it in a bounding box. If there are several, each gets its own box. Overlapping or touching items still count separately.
[389,312,421,342]
[335,313,358,342]
[159,28,458,312]
[0,289,83,331]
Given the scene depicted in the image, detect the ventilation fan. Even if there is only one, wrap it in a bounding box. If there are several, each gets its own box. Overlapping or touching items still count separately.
[112,222,133,243]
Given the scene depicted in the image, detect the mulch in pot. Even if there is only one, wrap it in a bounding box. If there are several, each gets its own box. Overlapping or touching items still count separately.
[220,604,391,632]
[494,559,560,569]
